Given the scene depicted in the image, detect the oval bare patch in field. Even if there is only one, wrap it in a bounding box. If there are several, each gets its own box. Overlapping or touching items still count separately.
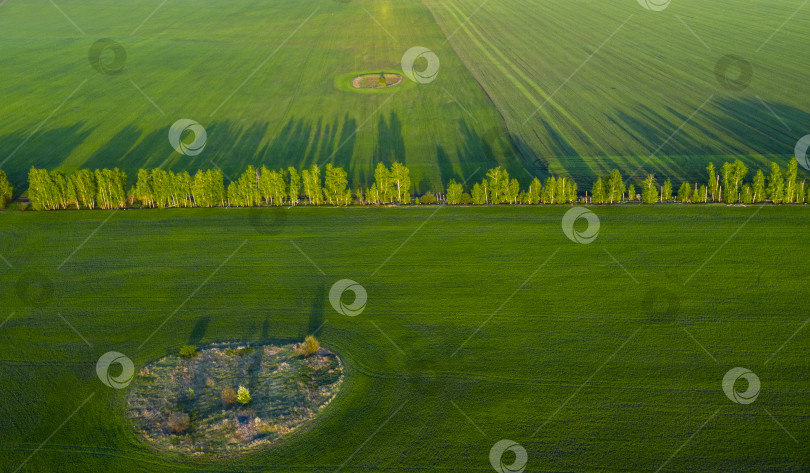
[127,342,343,457]
[351,72,403,89]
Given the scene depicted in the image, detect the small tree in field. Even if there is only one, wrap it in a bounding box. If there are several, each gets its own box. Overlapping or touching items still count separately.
[661,179,673,201]
[168,412,190,434]
[221,387,237,405]
[641,174,658,204]
[295,335,320,357]
[237,385,251,405]
[677,181,692,203]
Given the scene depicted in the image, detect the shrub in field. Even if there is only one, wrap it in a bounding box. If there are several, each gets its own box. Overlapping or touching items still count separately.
[295,336,320,357]
[179,345,197,358]
[168,412,190,434]
[237,385,251,405]
[221,387,237,405]
[419,192,436,205]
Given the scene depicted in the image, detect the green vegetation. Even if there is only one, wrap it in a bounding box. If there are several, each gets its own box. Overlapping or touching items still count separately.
[0,0,506,194]
[3,0,810,470]
[3,0,805,196]
[295,335,320,357]
[1,207,808,470]
[18,157,808,210]
[0,170,12,209]
[178,345,198,358]
[236,386,251,405]
[424,0,810,183]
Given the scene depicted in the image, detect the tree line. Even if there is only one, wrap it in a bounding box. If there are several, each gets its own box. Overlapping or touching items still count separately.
[3,157,808,211]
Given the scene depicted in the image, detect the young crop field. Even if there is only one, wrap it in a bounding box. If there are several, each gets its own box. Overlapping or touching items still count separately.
[2,0,807,194]
[1,206,809,471]
[0,0,506,193]
[2,0,810,471]
[425,0,810,184]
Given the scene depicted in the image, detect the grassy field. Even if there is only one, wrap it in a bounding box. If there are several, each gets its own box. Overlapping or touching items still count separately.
[2,0,808,195]
[0,0,506,192]
[426,0,810,184]
[1,206,809,471]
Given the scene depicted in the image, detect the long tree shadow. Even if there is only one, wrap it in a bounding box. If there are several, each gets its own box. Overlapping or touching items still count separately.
[307,283,325,336]
[0,123,93,191]
[187,316,210,346]
[610,96,810,185]
[374,112,406,167]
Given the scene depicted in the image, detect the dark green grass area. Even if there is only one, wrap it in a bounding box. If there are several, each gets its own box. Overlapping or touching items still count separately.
[0,206,808,471]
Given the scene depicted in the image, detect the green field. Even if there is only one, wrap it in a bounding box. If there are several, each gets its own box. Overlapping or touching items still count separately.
[1,206,809,471]
[2,0,810,471]
[425,0,810,182]
[2,0,808,194]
